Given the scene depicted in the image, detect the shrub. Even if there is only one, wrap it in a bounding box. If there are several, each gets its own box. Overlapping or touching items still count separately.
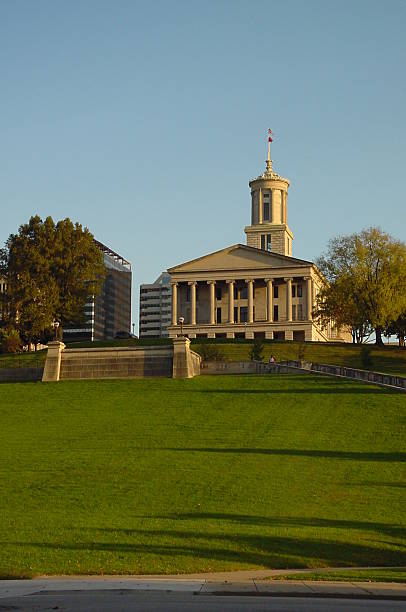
[198,344,226,362]
[0,328,22,354]
[360,344,373,369]
[250,338,264,361]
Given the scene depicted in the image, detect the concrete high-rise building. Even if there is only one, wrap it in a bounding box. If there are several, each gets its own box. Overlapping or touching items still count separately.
[64,241,132,342]
[139,272,172,338]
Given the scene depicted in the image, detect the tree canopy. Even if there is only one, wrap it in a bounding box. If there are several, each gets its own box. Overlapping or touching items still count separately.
[315,227,406,345]
[0,216,105,346]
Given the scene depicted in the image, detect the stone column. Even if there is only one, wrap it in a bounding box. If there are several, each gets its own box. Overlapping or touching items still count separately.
[227,280,235,324]
[258,188,263,224]
[285,277,292,322]
[305,276,313,321]
[207,280,216,325]
[246,279,254,323]
[265,278,273,322]
[280,190,284,223]
[171,282,178,326]
[270,189,275,223]
[189,281,197,325]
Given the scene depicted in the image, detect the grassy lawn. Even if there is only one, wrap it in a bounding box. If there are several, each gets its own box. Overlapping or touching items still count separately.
[270,568,406,583]
[0,374,405,577]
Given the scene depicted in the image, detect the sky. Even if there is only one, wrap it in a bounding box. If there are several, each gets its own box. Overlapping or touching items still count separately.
[1,0,405,331]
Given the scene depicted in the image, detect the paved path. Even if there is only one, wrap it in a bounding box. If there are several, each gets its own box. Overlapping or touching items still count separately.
[1,576,405,601]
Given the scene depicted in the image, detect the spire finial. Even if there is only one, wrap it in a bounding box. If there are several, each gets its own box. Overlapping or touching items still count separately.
[266,128,273,172]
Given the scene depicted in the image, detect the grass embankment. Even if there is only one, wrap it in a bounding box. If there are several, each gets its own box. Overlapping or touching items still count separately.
[0,374,404,577]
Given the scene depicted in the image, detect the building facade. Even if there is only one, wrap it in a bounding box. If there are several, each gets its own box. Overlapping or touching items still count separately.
[139,272,172,338]
[167,147,349,342]
[64,241,132,342]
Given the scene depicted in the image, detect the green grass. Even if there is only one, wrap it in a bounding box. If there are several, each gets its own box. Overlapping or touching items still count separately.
[191,341,406,377]
[270,568,406,583]
[0,374,405,577]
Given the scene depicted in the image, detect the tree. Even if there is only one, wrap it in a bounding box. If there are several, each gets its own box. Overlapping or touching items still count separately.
[385,313,406,347]
[316,228,406,346]
[0,216,105,348]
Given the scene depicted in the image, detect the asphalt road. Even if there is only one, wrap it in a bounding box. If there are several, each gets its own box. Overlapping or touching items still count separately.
[1,590,406,611]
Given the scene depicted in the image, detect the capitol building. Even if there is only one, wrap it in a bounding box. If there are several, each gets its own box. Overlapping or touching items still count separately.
[167,144,349,342]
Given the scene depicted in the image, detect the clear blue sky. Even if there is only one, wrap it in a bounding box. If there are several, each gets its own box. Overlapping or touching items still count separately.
[1,0,405,330]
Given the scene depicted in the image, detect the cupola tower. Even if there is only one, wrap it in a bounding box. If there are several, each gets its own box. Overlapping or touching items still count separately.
[245,132,293,256]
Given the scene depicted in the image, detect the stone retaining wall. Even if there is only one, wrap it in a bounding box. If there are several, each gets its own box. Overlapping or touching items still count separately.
[200,361,301,375]
[43,338,201,381]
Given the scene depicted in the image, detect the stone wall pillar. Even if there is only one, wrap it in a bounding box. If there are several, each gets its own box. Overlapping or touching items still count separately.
[189,281,197,325]
[42,341,66,382]
[171,282,178,326]
[305,276,313,321]
[227,280,235,324]
[246,279,254,323]
[208,280,216,325]
[172,337,200,379]
[285,277,292,322]
[265,278,273,322]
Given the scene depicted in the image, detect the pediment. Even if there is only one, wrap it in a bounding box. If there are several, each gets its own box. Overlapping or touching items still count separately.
[168,244,313,274]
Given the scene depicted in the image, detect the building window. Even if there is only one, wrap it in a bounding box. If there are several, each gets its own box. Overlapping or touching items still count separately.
[292,285,296,298]
[298,304,303,320]
[240,286,247,299]
[297,284,302,297]
[234,286,238,300]
[216,307,222,323]
[234,306,238,322]
[273,285,279,299]
[240,306,248,323]
[186,286,190,302]
[273,305,278,321]
[216,287,222,300]
[261,234,265,250]
[263,201,270,221]
[292,304,296,321]
[266,234,271,251]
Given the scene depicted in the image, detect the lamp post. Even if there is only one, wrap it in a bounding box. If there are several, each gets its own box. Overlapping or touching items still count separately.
[51,319,60,340]
[178,316,184,337]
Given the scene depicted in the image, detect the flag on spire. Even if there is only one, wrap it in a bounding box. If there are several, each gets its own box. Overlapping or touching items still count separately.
[268,128,273,143]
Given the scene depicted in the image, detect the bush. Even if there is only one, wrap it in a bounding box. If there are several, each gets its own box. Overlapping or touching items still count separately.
[250,338,264,361]
[0,328,22,354]
[198,344,226,362]
[360,344,373,369]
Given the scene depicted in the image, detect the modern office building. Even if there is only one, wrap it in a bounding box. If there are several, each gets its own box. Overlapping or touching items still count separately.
[64,241,132,342]
[139,272,172,338]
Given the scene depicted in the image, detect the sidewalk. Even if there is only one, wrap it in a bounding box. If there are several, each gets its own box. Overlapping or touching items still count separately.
[1,574,405,601]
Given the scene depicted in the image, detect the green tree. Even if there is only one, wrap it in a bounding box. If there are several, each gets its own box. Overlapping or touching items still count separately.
[0,216,105,348]
[385,313,406,347]
[316,228,406,346]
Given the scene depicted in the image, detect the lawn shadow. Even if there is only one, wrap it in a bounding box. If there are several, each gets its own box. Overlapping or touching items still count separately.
[161,447,406,462]
[9,530,406,568]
